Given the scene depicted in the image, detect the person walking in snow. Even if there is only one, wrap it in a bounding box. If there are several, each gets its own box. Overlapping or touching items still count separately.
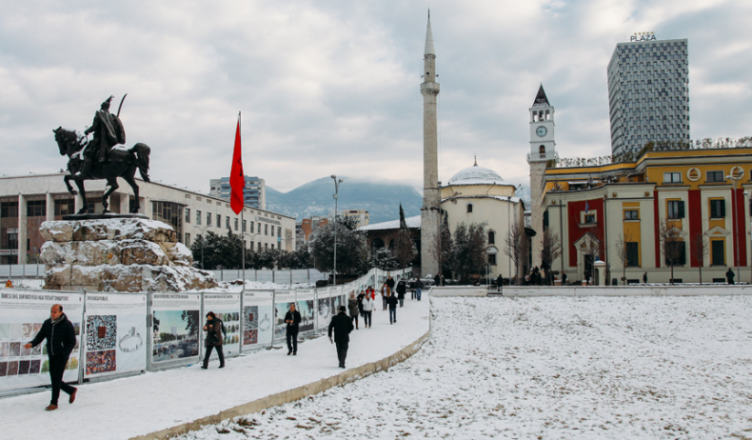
[386,276,395,292]
[396,279,406,307]
[202,311,226,369]
[348,292,360,330]
[24,304,77,411]
[726,267,736,285]
[387,290,399,324]
[380,283,390,311]
[415,278,424,301]
[328,306,354,368]
[284,303,301,355]
[361,293,374,328]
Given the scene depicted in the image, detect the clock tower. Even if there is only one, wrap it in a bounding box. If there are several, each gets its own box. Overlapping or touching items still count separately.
[527,84,557,269]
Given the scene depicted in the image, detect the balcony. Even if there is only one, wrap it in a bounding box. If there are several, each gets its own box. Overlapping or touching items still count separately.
[527,151,559,163]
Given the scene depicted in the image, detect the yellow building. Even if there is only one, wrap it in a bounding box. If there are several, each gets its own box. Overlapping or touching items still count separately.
[541,145,752,284]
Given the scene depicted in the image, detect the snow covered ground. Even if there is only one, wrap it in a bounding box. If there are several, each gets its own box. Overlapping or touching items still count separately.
[180,295,752,440]
[0,292,429,440]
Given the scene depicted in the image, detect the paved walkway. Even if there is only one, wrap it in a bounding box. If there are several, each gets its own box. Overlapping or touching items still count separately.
[0,296,430,440]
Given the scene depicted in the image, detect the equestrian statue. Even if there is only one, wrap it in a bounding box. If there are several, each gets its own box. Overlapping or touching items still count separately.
[53,94,151,215]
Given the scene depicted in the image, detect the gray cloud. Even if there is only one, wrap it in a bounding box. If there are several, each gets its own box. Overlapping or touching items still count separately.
[0,0,749,194]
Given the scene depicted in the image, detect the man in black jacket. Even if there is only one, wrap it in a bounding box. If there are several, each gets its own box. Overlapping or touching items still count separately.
[396,280,406,307]
[284,303,301,355]
[24,304,77,411]
[328,306,354,368]
[386,291,399,324]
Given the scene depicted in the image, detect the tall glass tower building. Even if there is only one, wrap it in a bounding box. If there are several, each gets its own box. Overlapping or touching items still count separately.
[607,38,689,157]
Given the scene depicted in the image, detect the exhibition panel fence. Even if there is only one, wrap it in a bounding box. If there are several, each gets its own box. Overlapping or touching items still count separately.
[0,267,412,394]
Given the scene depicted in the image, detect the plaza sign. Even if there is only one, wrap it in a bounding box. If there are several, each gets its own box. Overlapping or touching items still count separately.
[630,32,656,42]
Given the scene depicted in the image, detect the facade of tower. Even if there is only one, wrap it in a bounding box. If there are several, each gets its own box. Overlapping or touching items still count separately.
[527,85,557,269]
[420,12,440,277]
[608,38,690,157]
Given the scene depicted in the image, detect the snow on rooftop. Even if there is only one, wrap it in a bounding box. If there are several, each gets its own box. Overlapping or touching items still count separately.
[446,163,504,186]
[359,215,421,231]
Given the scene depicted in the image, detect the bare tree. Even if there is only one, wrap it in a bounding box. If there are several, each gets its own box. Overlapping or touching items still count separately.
[658,219,684,285]
[427,212,452,282]
[504,223,526,283]
[614,231,634,285]
[540,230,562,285]
[690,231,709,284]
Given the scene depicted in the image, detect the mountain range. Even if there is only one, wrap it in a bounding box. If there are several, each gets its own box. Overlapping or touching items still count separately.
[266,177,531,224]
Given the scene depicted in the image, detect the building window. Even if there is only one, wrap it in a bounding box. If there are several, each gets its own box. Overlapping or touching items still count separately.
[258,242,262,252]
[250,222,254,233]
[665,241,686,265]
[663,172,682,183]
[711,240,724,266]
[242,220,247,232]
[27,200,45,217]
[626,242,639,267]
[217,214,221,228]
[184,233,191,247]
[667,200,685,219]
[467,204,473,213]
[265,243,268,250]
[265,224,268,235]
[196,210,202,225]
[234,218,238,231]
[185,208,191,224]
[709,199,725,219]
[225,216,230,229]
[488,231,495,244]
[706,171,724,182]
[584,213,596,224]
[1,202,19,218]
[488,254,497,266]
[624,210,639,220]
[207,212,212,226]
[54,199,75,216]
[277,226,281,237]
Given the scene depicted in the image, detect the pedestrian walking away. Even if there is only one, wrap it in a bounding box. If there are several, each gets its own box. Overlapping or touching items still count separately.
[356,289,365,317]
[361,293,374,328]
[284,303,301,355]
[415,278,424,301]
[726,267,736,285]
[396,279,406,307]
[348,292,360,330]
[328,306,354,368]
[386,276,395,291]
[642,272,648,284]
[25,304,77,411]
[202,311,226,369]
[387,291,399,324]
[380,283,390,311]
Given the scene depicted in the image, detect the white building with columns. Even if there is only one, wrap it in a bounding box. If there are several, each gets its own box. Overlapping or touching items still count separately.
[0,173,295,265]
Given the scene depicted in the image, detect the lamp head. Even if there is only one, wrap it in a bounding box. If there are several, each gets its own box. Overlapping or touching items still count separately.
[330,175,336,179]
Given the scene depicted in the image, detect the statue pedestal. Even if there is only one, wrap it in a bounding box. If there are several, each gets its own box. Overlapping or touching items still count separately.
[40,218,218,292]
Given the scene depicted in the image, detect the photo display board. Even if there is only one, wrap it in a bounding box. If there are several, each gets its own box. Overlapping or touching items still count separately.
[316,287,334,331]
[273,290,296,341]
[0,290,83,391]
[203,293,241,359]
[296,289,315,332]
[242,291,273,349]
[151,293,201,364]
[84,293,147,378]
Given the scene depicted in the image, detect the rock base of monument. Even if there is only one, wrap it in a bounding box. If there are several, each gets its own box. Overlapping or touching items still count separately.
[40,218,218,292]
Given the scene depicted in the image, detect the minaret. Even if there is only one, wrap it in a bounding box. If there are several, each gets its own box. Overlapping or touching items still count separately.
[527,84,557,268]
[420,11,440,278]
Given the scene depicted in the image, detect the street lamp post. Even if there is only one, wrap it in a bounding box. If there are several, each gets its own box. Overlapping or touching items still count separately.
[197,225,209,270]
[726,173,742,282]
[331,175,343,288]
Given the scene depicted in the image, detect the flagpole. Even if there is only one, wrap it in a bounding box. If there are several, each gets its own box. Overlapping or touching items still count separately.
[239,111,245,289]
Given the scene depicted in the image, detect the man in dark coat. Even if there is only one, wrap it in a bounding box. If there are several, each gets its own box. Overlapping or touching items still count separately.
[386,276,395,291]
[726,267,736,285]
[396,280,406,307]
[387,291,399,324]
[202,311,226,369]
[24,304,77,411]
[284,303,301,355]
[328,306,354,368]
[415,279,424,301]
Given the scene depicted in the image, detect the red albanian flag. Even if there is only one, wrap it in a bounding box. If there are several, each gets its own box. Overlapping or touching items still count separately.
[230,113,245,214]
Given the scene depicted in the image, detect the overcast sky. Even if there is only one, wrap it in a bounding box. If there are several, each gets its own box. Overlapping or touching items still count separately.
[1,0,750,194]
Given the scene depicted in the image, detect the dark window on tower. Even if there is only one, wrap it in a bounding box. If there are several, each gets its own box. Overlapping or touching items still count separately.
[626,242,639,267]
[709,200,725,219]
[488,231,495,244]
[488,254,497,266]
[467,204,473,213]
[711,240,725,266]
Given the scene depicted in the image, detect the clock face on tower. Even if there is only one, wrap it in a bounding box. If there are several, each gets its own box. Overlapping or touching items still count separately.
[536,126,547,137]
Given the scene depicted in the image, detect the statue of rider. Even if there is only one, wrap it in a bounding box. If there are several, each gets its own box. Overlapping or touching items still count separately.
[78,96,125,177]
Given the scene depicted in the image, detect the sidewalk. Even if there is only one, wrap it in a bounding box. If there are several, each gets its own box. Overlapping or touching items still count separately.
[0,296,430,440]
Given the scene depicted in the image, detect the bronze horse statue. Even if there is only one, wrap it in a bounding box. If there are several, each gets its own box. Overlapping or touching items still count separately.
[53,127,151,215]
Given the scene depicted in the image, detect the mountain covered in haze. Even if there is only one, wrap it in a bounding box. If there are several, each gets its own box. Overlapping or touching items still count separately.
[266,177,423,224]
[266,178,531,223]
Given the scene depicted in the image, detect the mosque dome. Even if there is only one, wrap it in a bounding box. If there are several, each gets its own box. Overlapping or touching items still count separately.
[446,161,504,186]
